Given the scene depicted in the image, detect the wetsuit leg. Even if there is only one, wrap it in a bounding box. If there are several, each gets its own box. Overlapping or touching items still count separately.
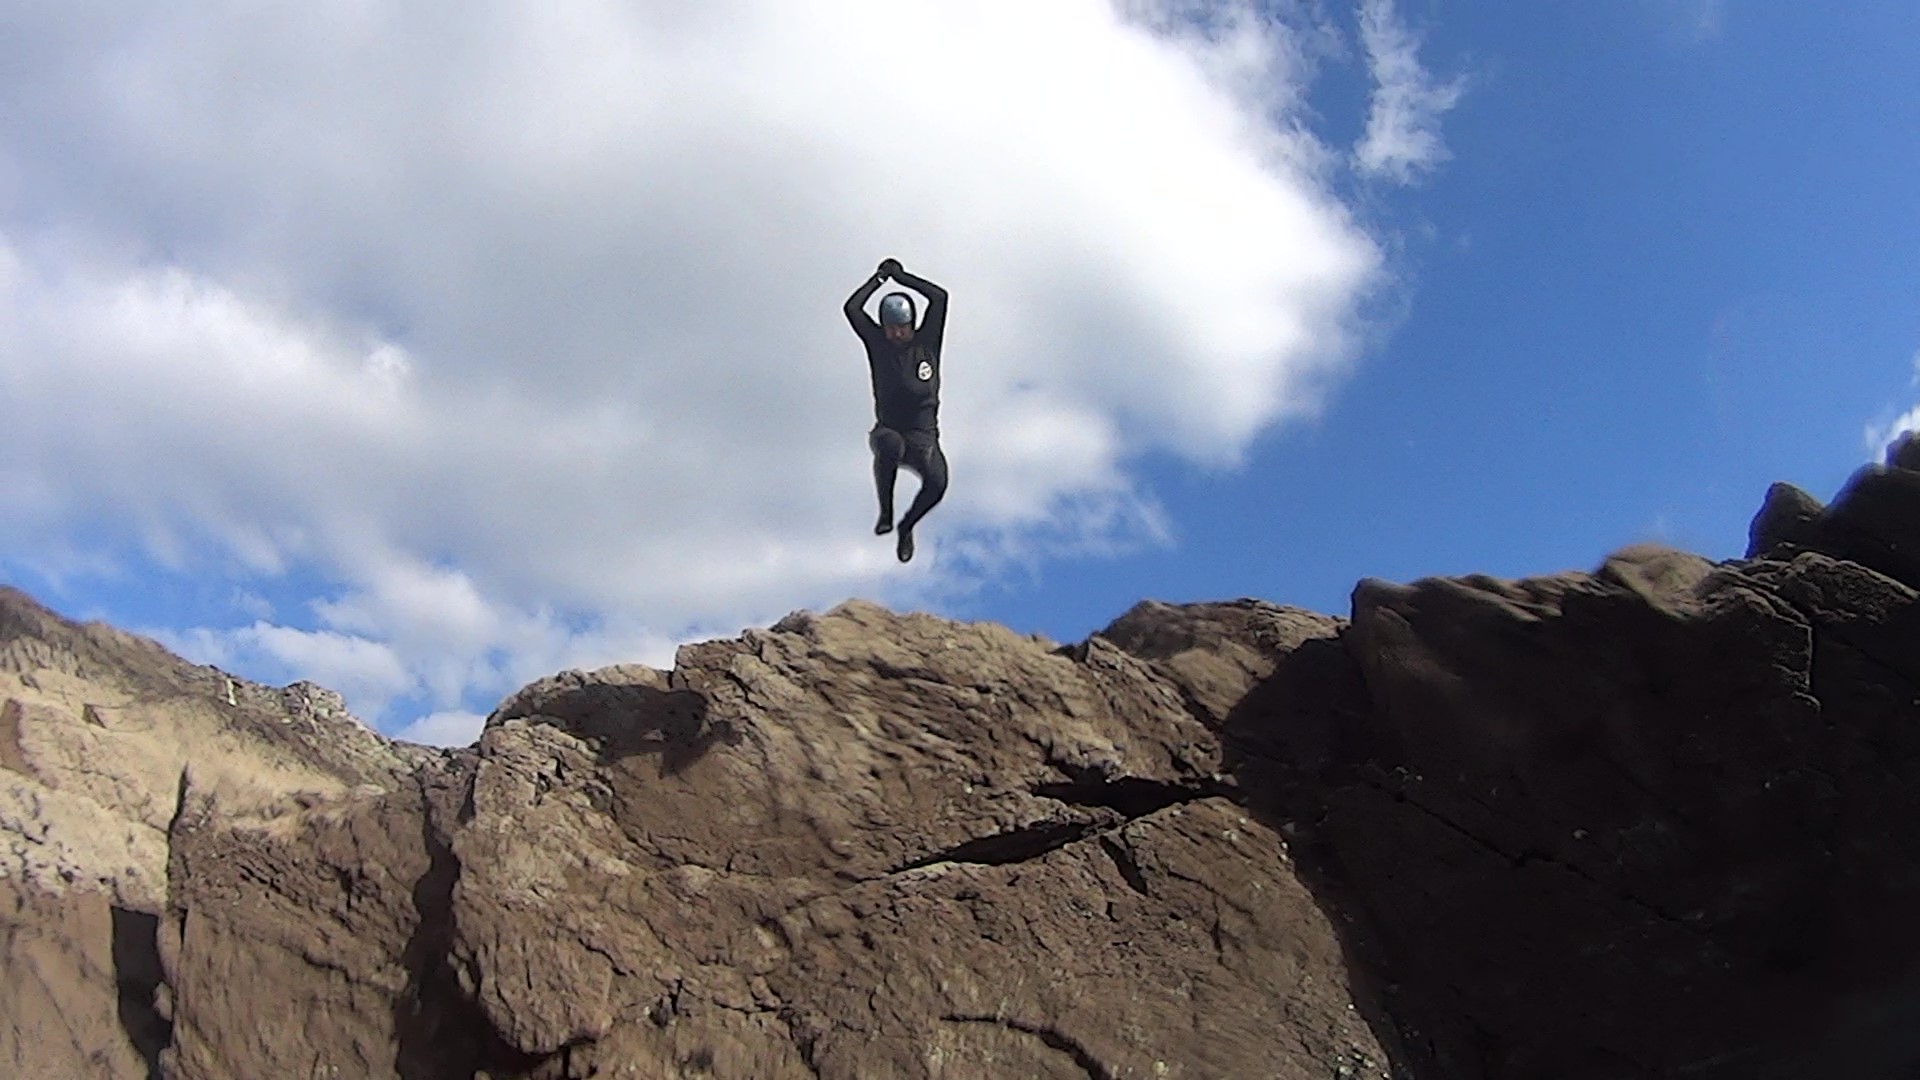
[893,431,948,562]
[898,432,948,531]
[868,425,905,534]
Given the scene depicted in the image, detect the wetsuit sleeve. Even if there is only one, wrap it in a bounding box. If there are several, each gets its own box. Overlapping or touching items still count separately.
[892,268,948,342]
[844,273,884,340]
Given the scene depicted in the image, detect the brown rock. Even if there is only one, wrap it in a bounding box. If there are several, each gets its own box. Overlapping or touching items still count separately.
[1745,456,1920,592]
[140,599,1388,1078]
[0,586,426,1079]
[0,882,162,1079]
[13,453,1920,1078]
[1748,481,1827,558]
[1887,430,1920,472]
[1261,538,1920,1077]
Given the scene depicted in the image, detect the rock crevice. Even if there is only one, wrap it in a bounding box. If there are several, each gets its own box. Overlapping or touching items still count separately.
[9,451,1920,1077]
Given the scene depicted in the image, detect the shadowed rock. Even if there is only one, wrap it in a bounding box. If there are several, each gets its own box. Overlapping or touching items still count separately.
[8,445,1920,1077]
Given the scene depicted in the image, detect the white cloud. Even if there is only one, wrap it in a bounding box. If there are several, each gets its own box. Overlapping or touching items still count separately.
[153,621,414,717]
[393,710,487,749]
[230,589,274,620]
[156,600,689,722]
[1862,349,1920,458]
[0,1,1430,732]
[1353,0,1465,184]
[1865,407,1920,460]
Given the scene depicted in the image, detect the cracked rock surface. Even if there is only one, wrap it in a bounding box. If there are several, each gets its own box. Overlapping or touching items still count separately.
[0,585,423,1078]
[157,599,1382,1079]
[9,452,1920,1077]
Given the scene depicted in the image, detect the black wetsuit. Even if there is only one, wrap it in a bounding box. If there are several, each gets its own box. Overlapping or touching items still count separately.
[844,269,949,553]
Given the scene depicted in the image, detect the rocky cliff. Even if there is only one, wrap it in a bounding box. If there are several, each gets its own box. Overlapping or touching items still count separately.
[0,585,426,1077]
[8,446,1920,1078]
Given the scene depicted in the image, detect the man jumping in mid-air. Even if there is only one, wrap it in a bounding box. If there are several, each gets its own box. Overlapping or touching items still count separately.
[844,257,948,563]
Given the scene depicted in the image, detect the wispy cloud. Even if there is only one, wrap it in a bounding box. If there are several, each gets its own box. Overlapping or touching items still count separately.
[1353,0,1466,184]
[393,710,487,749]
[153,622,414,718]
[1865,409,1920,461]
[1859,349,1920,458]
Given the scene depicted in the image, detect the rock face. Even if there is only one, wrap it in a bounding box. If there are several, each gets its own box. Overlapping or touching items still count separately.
[8,453,1920,1078]
[0,586,424,1078]
[159,602,1387,1079]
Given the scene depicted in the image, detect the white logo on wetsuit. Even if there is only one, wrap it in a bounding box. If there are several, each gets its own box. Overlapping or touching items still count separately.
[916,360,932,381]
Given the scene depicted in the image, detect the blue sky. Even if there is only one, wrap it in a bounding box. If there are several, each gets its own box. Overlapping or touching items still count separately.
[964,1,1920,634]
[4,2,1917,745]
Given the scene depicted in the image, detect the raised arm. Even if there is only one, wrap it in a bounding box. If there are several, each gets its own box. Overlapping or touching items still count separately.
[844,269,884,337]
[890,266,948,339]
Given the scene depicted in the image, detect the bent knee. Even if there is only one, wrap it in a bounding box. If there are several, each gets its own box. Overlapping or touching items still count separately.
[869,426,907,460]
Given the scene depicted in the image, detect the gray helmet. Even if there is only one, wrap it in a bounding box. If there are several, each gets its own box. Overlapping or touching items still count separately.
[878,292,916,327]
